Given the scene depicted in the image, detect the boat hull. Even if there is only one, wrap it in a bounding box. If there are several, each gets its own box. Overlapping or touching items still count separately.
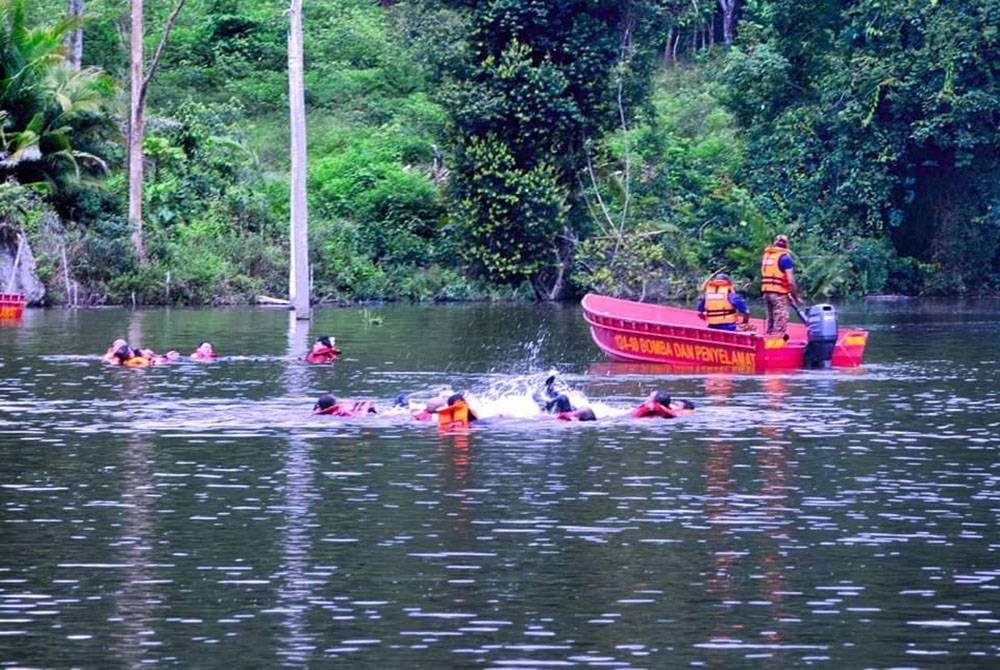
[0,293,24,320]
[581,293,867,373]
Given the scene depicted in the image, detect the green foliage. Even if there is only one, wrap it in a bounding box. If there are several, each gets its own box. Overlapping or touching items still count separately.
[0,0,117,195]
[447,0,659,298]
[721,0,1000,294]
[308,128,448,301]
[453,134,567,287]
[15,0,1000,304]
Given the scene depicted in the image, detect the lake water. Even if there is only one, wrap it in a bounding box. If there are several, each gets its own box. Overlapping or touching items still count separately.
[1,300,998,667]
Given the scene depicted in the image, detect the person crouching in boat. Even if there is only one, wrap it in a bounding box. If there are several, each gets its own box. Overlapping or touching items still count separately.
[313,394,378,417]
[306,336,341,363]
[697,274,750,331]
[633,390,696,418]
[191,341,217,361]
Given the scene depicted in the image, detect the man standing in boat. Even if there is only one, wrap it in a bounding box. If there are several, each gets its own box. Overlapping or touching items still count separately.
[697,274,750,331]
[760,234,800,336]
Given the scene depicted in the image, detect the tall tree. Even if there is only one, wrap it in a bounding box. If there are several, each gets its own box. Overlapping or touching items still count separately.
[65,0,83,69]
[717,0,736,46]
[287,0,309,317]
[448,0,657,300]
[127,0,186,262]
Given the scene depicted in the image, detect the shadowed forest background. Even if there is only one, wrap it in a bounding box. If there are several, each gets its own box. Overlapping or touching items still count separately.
[3,0,999,305]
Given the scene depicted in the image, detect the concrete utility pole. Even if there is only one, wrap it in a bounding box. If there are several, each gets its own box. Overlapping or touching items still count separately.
[287,0,310,319]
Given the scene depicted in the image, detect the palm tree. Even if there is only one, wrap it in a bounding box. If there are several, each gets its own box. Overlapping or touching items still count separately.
[0,0,116,194]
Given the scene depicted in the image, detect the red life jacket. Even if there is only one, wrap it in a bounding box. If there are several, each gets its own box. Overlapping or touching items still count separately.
[760,246,791,294]
[305,346,340,363]
[632,402,678,419]
[314,403,353,416]
[703,278,739,326]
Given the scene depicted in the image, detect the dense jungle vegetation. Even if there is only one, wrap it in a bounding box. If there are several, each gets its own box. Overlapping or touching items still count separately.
[3,0,999,305]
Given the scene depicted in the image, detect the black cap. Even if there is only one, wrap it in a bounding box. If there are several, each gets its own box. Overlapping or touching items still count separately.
[314,394,336,411]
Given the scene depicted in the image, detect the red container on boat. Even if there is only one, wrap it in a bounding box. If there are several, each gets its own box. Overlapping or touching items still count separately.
[581,293,868,373]
[0,293,25,320]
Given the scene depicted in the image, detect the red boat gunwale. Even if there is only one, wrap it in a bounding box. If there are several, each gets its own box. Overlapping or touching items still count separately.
[581,293,867,373]
[0,293,25,320]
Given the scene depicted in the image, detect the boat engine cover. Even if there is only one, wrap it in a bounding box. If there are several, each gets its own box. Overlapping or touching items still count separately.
[804,303,838,368]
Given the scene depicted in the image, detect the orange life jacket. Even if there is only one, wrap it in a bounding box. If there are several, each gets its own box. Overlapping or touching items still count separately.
[438,399,475,428]
[122,356,152,367]
[703,279,738,326]
[760,246,791,294]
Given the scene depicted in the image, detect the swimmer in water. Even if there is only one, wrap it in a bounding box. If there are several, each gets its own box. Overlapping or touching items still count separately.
[305,336,341,364]
[312,393,378,417]
[632,390,696,418]
[190,341,217,361]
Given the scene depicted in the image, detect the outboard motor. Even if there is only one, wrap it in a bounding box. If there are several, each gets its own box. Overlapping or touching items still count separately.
[803,303,838,369]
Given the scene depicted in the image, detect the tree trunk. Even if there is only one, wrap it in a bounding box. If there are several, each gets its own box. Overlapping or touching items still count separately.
[128,0,188,264]
[719,0,736,47]
[287,0,310,318]
[66,0,84,70]
[128,0,145,261]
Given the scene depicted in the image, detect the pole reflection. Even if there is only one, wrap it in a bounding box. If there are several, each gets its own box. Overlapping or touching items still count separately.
[109,311,161,667]
[274,310,318,665]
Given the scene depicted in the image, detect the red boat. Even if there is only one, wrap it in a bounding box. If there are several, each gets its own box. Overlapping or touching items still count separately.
[581,293,868,373]
[0,293,25,320]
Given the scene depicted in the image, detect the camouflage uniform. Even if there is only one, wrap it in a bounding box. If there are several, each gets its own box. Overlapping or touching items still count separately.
[764,293,789,336]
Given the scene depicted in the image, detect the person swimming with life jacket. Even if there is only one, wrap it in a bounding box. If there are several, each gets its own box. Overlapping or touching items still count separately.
[305,336,341,364]
[101,339,129,363]
[533,373,597,421]
[439,393,480,428]
[312,393,379,417]
[108,343,156,367]
[632,390,696,419]
[190,341,217,361]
